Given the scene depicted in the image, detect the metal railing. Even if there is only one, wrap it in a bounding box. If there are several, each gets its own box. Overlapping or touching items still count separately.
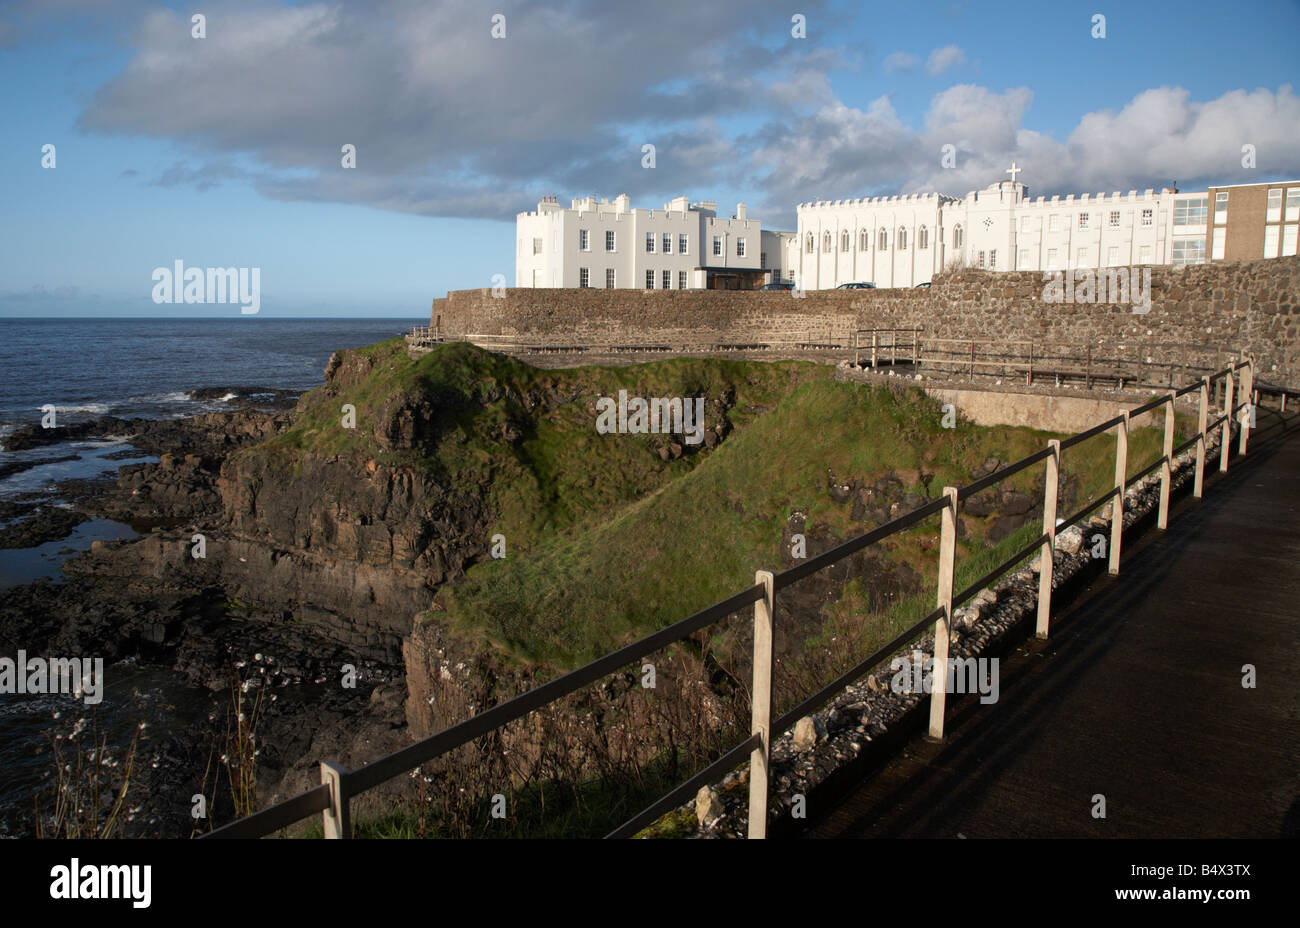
[900,336,1238,392]
[203,354,1256,840]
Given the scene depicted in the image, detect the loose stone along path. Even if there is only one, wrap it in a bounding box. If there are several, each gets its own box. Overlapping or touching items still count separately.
[806,405,1300,838]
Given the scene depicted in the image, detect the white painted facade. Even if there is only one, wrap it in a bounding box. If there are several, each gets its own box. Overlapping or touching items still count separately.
[792,169,1212,290]
[517,195,791,289]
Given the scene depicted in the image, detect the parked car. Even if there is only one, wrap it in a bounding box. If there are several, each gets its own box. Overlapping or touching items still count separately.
[834,282,876,289]
[761,281,795,291]
[914,281,931,289]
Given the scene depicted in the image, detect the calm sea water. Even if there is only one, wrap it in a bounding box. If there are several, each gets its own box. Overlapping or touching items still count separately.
[0,317,420,429]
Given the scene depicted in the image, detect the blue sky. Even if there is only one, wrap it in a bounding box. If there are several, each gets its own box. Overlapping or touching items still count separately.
[1,0,1297,318]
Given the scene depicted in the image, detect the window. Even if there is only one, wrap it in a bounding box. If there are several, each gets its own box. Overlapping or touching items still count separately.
[1078,213,1090,230]
[918,226,928,250]
[1075,247,1088,266]
[989,249,997,269]
[605,268,616,288]
[977,251,985,268]
[805,233,815,254]
[1214,192,1228,223]
[1139,245,1151,263]
[663,233,672,254]
[606,230,616,252]
[737,237,746,257]
[1018,248,1028,267]
[1107,246,1119,266]
[646,232,656,253]
[579,267,590,288]
[897,227,908,250]
[1049,214,1060,233]
[1021,217,1031,232]
[1171,238,1206,266]
[1287,189,1300,222]
[761,251,767,268]
[533,237,543,255]
[663,269,672,290]
[878,227,888,250]
[1212,228,1226,260]
[1266,189,1282,222]
[678,271,687,289]
[1141,208,1153,227]
[1047,248,1058,268]
[645,269,655,289]
[952,225,962,249]
[1173,197,1208,226]
[715,236,724,257]
[1264,226,1279,258]
[860,229,869,251]
[822,232,832,253]
[579,229,590,251]
[1284,225,1299,257]
[841,231,850,253]
[1109,211,1120,228]
[679,233,689,254]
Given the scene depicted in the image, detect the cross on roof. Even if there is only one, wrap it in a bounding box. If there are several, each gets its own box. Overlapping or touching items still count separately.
[1006,162,1021,184]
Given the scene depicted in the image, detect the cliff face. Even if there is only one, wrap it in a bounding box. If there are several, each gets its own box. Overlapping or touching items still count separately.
[214,455,487,660]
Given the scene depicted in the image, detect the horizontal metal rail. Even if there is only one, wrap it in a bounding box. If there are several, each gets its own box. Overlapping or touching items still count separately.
[952,533,1050,610]
[201,784,331,839]
[959,447,1054,501]
[774,496,948,590]
[771,607,947,737]
[348,582,766,795]
[1059,413,1128,449]
[1055,487,1121,534]
[605,734,762,839]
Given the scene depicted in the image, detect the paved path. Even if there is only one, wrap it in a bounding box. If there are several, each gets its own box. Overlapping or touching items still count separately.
[807,406,1300,838]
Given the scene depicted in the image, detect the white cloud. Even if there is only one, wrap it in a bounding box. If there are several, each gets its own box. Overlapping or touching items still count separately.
[748,82,1300,225]
[925,45,966,75]
[882,51,919,74]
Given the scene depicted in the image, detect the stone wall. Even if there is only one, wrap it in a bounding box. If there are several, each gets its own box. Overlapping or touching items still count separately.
[432,256,1300,388]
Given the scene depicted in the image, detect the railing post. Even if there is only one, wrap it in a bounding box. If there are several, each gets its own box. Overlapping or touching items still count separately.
[748,570,775,839]
[871,332,878,368]
[1194,377,1209,498]
[1220,368,1235,473]
[1036,440,1061,638]
[1158,392,1175,530]
[929,487,959,739]
[1109,412,1128,576]
[1239,357,1253,456]
[913,329,919,367]
[320,760,351,839]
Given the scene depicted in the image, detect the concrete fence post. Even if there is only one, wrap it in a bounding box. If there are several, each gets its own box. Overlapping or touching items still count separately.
[1109,412,1129,576]
[929,487,959,739]
[748,570,776,839]
[1036,440,1061,639]
[1239,358,1253,456]
[871,333,878,368]
[1220,369,1235,474]
[1194,377,1209,498]
[1158,392,1175,530]
[321,760,351,839]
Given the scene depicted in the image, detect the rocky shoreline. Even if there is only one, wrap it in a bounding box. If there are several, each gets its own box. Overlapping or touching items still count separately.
[0,384,413,837]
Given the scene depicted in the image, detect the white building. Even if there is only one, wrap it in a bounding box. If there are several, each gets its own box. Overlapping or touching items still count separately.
[516,195,792,289]
[792,165,1230,289]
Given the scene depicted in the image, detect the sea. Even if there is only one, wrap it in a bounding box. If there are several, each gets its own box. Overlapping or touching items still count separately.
[0,317,421,833]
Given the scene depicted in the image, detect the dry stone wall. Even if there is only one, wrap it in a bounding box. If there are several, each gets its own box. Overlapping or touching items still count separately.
[433,256,1300,388]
